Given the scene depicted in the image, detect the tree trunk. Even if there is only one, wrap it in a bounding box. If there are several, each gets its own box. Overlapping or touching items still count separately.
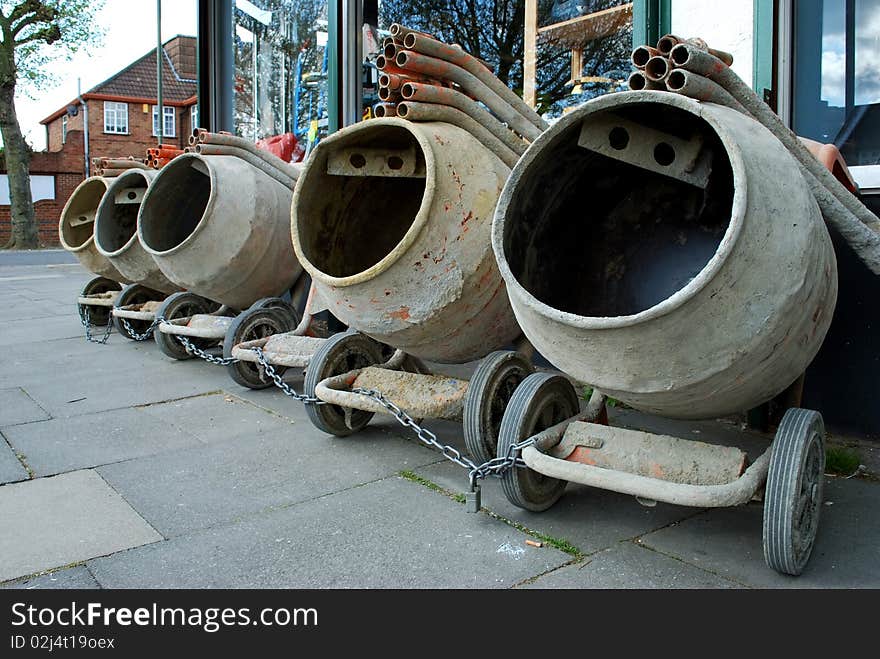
[0,81,38,249]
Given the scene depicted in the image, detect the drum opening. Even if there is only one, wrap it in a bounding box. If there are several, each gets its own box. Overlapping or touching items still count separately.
[296,125,427,278]
[140,156,211,252]
[60,179,106,249]
[96,173,148,253]
[503,103,734,318]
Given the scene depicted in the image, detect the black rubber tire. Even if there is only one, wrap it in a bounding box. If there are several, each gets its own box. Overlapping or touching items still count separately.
[763,408,826,576]
[223,307,295,389]
[78,276,122,326]
[463,350,534,464]
[113,284,163,340]
[249,297,299,327]
[497,372,579,512]
[304,330,386,436]
[154,292,216,361]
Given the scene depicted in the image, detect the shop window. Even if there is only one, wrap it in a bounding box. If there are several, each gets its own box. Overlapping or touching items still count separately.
[794,0,880,169]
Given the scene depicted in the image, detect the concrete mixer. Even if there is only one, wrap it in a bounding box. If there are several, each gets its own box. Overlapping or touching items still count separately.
[491,91,841,576]
[59,177,131,341]
[137,146,309,388]
[279,117,542,464]
[93,169,185,341]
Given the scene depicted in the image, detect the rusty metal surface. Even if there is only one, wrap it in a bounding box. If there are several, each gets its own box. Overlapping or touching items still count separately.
[112,300,162,321]
[493,92,838,418]
[292,118,520,364]
[158,313,232,339]
[94,169,181,294]
[76,292,119,308]
[317,366,469,420]
[232,333,326,367]
[139,154,302,310]
[553,421,747,486]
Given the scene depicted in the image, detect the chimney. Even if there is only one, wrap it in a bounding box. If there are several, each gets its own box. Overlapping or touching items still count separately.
[164,35,197,81]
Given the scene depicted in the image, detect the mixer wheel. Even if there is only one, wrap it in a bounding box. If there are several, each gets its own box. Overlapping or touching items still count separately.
[497,372,579,512]
[763,408,826,576]
[249,297,299,327]
[78,276,121,326]
[463,351,534,464]
[304,330,386,436]
[224,307,295,389]
[154,292,216,361]
[113,284,162,340]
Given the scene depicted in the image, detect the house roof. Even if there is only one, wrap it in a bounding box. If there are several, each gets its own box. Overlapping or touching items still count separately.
[40,36,198,125]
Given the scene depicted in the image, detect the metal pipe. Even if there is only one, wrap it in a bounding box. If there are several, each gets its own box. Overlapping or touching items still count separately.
[156,0,163,146]
[631,45,661,69]
[644,55,671,82]
[656,33,683,55]
[401,82,527,154]
[665,69,747,114]
[101,159,152,170]
[395,50,542,142]
[377,86,401,102]
[396,101,519,168]
[670,43,880,272]
[380,72,443,91]
[195,130,300,180]
[372,102,397,117]
[77,78,90,178]
[194,143,297,189]
[627,71,664,91]
[402,32,547,131]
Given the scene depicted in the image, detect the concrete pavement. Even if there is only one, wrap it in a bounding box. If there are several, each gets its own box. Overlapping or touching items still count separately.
[1,254,878,588]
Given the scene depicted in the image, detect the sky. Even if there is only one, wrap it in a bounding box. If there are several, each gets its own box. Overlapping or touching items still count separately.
[821,0,880,107]
[14,0,199,151]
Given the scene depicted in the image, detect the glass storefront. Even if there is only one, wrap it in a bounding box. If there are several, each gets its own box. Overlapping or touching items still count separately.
[794,0,880,167]
[233,0,330,155]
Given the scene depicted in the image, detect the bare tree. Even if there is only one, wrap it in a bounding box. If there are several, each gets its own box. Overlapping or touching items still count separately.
[0,0,103,249]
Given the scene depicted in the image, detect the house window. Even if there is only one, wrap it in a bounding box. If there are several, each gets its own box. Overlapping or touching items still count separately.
[152,105,176,138]
[61,115,68,144]
[103,101,128,134]
[190,104,198,131]
[793,0,880,168]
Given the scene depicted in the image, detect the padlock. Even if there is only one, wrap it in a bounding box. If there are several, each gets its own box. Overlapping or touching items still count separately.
[465,486,481,513]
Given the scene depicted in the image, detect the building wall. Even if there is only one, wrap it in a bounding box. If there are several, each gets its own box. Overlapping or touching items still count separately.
[670,0,754,87]
[0,131,87,246]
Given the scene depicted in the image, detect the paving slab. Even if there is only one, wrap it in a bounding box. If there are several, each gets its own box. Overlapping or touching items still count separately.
[0,314,85,347]
[638,477,880,588]
[2,565,100,590]
[522,541,742,589]
[141,392,303,445]
[3,406,203,477]
[0,387,51,427]
[0,470,162,582]
[98,419,444,537]
[88,475,572,588]
[0,436,28,484]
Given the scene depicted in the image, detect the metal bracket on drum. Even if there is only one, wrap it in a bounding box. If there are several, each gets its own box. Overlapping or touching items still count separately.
[114,186,147,205]
[577,113,712,188]
[327,145,426,178]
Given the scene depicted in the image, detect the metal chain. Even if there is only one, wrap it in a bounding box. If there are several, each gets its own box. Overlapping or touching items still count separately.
[119,316,161,342]
[351,387,536,489]
[79,305,114,344]
[250,347,325,404]
[175,334,240,365]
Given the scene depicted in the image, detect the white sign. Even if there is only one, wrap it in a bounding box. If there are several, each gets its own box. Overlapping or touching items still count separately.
[0,174,56,205]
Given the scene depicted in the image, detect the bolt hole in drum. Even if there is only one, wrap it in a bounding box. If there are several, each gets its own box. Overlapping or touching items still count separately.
[504,103,732,319]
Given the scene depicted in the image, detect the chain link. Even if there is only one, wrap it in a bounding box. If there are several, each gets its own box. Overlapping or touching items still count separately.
[79,305,114,344]
[250,347,326,404]
[119,316,161,342]
[174,334,240,365]
[351,387,535,489]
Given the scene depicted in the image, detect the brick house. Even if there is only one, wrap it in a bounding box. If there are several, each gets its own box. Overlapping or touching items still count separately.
[0,35,197,246]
